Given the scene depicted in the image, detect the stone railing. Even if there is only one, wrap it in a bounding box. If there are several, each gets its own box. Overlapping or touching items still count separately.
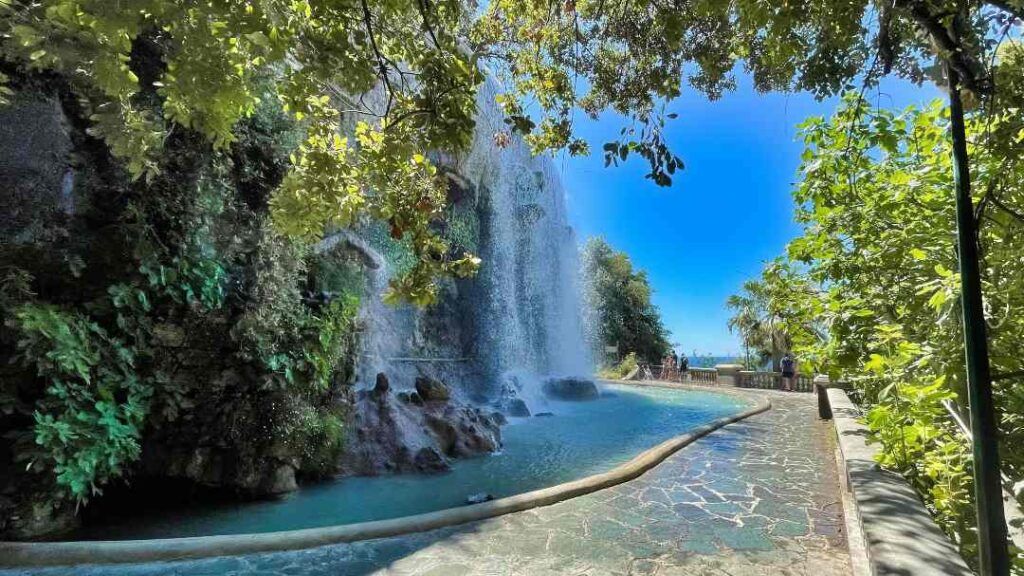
[687,367,717,384]
[633,364,815,392]
[942,400,1024,552]
[823,384,973,575]
[737,371,815,392]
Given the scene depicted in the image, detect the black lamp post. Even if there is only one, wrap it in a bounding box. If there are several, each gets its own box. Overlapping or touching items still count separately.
[946,62,1011,576]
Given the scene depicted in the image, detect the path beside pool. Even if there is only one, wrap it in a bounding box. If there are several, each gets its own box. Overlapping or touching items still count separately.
[9,386,852,576]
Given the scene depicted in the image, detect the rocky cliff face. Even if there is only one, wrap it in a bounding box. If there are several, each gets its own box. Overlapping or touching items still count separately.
[0,79,357,538]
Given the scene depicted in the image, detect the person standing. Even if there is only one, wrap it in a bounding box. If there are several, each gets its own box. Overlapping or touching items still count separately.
[780,352,796,391]
[678,353,689,382]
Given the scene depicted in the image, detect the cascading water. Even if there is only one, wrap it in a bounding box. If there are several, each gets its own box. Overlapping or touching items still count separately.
[350,78,592,411]
[460,80,592,407]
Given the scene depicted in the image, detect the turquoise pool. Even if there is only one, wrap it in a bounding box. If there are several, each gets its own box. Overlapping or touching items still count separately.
[75,383,747,540]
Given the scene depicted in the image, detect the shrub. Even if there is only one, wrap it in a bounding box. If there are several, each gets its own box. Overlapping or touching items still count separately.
[598,352,639,380]
[10,304,151,502]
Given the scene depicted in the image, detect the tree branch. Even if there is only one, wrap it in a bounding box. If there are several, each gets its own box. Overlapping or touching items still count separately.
[985,0,1024,23]
[416,0,441,50]
[893,0,992,95]
[360,0,394,117]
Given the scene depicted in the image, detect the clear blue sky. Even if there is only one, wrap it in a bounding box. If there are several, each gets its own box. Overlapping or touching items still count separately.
[560,71,941,357]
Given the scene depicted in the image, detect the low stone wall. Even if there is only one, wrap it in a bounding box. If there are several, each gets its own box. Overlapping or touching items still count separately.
[826,388,973,575]
[0,385,769,568]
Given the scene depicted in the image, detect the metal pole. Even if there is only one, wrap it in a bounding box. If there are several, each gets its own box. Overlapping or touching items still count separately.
[946,63,1010,576]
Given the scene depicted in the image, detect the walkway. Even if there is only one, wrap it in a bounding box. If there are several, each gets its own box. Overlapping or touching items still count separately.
[10,387,852,576]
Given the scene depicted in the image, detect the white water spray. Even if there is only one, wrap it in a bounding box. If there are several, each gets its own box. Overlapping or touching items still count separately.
[350,78,593,409]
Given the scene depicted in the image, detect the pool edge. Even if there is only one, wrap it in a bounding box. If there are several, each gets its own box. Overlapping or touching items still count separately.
[0,386,770,568]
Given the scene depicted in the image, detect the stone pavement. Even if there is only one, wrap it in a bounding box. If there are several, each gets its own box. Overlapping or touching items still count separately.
[13,387,852,576]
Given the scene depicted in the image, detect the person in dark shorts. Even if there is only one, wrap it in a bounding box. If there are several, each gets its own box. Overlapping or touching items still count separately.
[678,354,689,382]
[780,352,796,391]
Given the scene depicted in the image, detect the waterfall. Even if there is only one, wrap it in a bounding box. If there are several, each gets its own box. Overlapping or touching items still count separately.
[349,77,592,409]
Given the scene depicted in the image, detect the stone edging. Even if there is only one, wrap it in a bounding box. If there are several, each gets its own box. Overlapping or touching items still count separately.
[826,387,973,575]
[0,385,770,568]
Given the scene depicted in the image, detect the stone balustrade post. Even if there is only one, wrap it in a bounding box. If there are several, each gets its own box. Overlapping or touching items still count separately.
[714,364,745,387]
[813,374,832,419]
[738,370,754,388]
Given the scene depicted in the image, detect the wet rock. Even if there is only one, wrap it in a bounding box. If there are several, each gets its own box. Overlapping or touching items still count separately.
[466,492,494,505]
[534,412,554,417]
[425,414,458,455]
[372,372,390,400]
[1,497,78,540]
[543,377,599,401]
[397,391,411,403]
[489,411,508,426]
[0,92,75,245]
[415,376,451,402]
[505,398,531,417]
[339,389,502,477]
[414,447,447,472]
[138,437,300,502]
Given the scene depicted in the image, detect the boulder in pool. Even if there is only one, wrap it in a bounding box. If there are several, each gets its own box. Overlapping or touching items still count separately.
[413,447,447,472]
[261,464,298,495]
[415,376,451,402]
[542,377,599,401]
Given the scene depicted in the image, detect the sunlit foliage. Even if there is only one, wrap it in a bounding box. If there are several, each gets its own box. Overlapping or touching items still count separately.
[732,61,1024,566]
[582,238,670,364]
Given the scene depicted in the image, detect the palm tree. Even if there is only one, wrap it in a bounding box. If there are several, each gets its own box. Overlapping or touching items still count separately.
[726,281,790,371]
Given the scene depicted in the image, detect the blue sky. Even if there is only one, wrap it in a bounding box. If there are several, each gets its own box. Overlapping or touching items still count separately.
[560,71,941,356]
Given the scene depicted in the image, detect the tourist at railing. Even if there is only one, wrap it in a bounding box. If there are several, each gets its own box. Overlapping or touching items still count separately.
[780,352,796,392]
[659,354,676,381]
[678,354,689,382]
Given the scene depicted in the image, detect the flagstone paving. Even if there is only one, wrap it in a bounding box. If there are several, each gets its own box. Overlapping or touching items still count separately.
[11,386,852,576]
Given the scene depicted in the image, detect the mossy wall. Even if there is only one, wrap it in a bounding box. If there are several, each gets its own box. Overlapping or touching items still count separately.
[0,72,362,538]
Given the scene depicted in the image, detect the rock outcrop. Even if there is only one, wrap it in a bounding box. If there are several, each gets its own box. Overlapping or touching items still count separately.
[340,373,502,475]
[505,397,531,417]
[415,376,451,402]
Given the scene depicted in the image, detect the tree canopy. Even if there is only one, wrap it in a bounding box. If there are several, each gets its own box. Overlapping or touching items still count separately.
[581,238,670,364]
[1,0,484,304]
[5,0,1021,304]
[472,0,1021,177]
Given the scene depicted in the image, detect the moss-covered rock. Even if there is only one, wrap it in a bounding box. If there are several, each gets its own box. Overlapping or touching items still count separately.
[0,74,361,539]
